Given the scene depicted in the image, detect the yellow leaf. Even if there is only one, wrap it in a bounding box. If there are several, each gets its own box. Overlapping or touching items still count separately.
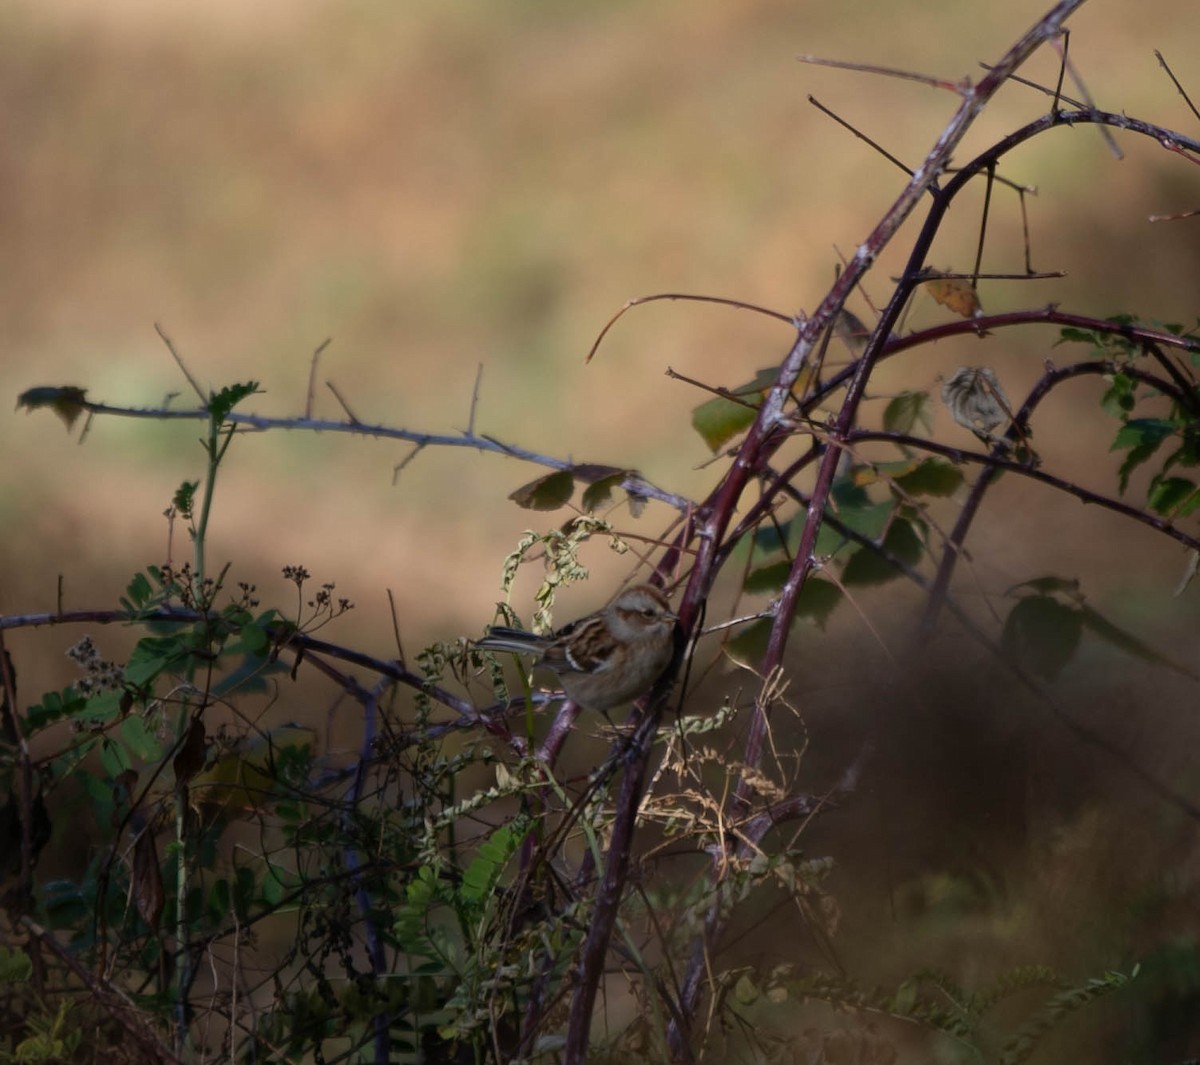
[924,275,982,318]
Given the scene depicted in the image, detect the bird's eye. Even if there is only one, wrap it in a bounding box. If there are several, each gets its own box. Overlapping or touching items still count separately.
[641,608,657,619]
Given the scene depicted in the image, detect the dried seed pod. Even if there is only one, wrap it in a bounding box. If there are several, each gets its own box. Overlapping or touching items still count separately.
[941,367,1012,441]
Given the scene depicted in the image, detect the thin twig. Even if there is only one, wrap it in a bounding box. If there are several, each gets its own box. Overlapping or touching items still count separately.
[586,292,796,363]
[1148,208,1200,223]
[971,163,995,285]
[325,380,362,424]
[154,322,206,402]
[665,367,763,411]
[305,337,332,419]
[980,63,1086,109]
[392,442,426,483]
[467,362,484,435]
[386,588,406,666]
[1155,50,1200,125]
[796,54,972,95]
[807,95,915,179]
[1050,31,1123,158]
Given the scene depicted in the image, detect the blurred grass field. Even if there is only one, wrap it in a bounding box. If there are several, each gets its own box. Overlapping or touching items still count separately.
[4,2,1199,644]
[3,3,1200,1056]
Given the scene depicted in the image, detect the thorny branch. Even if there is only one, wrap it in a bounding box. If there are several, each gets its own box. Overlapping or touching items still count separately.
[9,1,1200,1060]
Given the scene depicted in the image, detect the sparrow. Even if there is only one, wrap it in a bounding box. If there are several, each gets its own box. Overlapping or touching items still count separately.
[476,584,678,713]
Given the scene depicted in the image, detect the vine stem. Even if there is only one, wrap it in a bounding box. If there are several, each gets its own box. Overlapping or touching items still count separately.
[662,1,1090,1057]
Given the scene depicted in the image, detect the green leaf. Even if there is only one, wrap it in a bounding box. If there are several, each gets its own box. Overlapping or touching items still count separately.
[690,368,784,453]
[1055,326,1098,345]
[125,635,187,687]
[1116,433,1171,494]
[726,579,843,666]
[834,499,895,542]
[1100,373,1136,418]
[580,471,628,513]
[173,481,199,520]
[208,381,261,423]
[1111,417,1178,452]
[745,561,791,594]
[795,579,843,626]
[239,622,271,656]
[99,737,133,778]
[894,458,964,498]
[1148,476,1200,517]
[508,470,575,511]
[883,391,932,435]
[841,518,924,586]
[26,687,88,734]
[0,946,34,984]
[461,819,531,906]
[1002,596,1082,680]
[121,570,162,615]
[831,472,872,510]
[261,861,295,907]
[999,967,1134,1065]
[120,715,162,761]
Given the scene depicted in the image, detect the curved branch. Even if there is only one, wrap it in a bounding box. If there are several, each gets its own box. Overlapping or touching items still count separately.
[48,398,697,514]
[0,607,479,718]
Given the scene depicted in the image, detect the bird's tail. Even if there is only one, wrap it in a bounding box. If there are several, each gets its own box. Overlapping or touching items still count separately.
[475,628,542,655]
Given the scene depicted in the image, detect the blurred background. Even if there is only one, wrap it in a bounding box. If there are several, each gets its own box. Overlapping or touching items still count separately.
[3,0,1200,1057]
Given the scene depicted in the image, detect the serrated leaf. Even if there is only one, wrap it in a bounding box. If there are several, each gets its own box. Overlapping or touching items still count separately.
[125,635,186,687]
[795,579,843,626]
[581,471,628,513]
[173,481,199,520]
[1100,373,1136,419]
[690,366,816,453]
[894,458,964,497]
[99,736,132,778]
[726,579,843,666]
[16,386,89,430]
[841,517,924,586]
[208,381,260,423]
[1110,418,1178,452]
[691,368,776,453]
[1148,476,1200,517]
[1002,596,1081,680]
[883,391,933,435]
[1056,326,1099,345]
[745,560,791,594]
[508,470,575,511]
[833,499,896,542]
[462,820,531,905]
[851,458,921,487]
[1117,441,1166,495]
[120,715,162,761]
